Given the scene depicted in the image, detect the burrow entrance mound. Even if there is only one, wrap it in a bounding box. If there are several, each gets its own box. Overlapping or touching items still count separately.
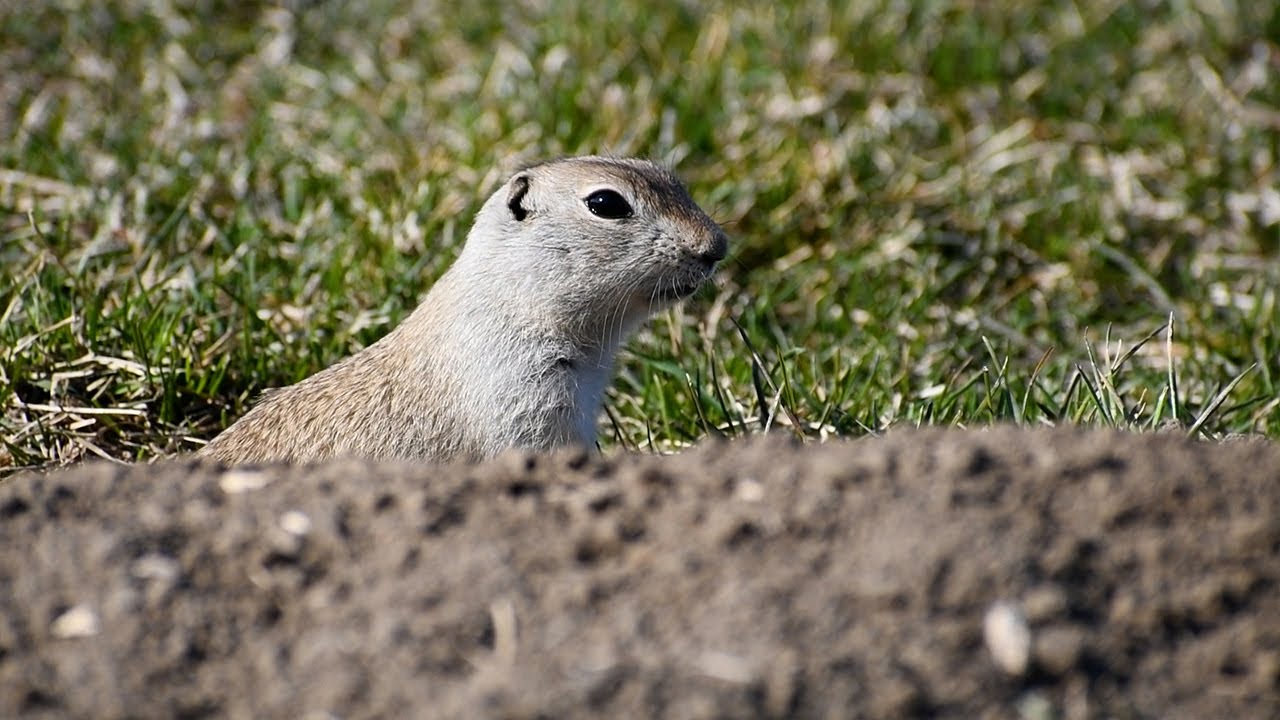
[2,427,1278,718]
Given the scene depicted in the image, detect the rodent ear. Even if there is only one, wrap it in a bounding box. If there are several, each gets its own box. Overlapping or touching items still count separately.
[507,174,531,221]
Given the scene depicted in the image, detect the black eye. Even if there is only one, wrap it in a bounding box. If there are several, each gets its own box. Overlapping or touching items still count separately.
[585,189,633,219]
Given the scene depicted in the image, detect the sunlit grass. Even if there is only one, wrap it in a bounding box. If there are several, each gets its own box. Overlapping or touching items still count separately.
[3,0,1278,473]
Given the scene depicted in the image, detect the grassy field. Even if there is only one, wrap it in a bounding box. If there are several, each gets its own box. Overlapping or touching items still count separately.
[2,1,1278,473]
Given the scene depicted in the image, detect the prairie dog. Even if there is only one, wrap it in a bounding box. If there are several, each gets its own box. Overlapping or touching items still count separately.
[198,156,728,464]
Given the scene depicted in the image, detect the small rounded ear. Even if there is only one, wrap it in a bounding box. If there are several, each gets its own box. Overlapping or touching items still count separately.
[507,174,531,221]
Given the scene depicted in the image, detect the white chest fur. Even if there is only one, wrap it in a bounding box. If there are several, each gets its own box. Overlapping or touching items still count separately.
[426,314,617,455]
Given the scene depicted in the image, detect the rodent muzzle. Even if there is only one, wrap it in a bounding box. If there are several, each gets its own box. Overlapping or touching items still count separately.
[698,227,730,266]
[660,231,726,301]
[682,225,728,278]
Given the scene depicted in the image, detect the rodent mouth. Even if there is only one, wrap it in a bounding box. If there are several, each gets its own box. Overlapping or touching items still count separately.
[655,277,706,301]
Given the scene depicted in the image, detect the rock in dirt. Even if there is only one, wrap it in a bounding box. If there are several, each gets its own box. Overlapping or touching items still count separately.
[1,426,1278,719]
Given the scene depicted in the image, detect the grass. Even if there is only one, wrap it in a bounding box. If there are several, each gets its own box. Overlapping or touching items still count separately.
[2,0,1278,473]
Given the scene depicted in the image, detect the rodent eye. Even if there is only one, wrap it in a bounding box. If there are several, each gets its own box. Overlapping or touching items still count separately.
[585,189,633,219]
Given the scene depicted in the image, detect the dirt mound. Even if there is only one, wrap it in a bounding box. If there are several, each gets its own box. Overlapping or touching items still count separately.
[2,427,1278,718]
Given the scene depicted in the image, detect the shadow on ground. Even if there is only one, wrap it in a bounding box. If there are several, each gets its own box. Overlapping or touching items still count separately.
[2,427,1277,718]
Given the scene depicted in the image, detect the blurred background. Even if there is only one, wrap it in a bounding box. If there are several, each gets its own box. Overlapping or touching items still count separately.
[2,0,1278,468]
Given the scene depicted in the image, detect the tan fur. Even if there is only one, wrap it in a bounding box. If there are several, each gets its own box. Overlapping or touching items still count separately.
[198,157,728,465]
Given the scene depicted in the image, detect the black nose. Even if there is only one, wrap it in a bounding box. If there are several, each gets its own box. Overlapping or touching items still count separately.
[698,227,729,266]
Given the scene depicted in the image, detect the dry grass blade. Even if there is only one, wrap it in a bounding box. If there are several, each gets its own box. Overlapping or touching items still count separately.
[1166,313,1180,424]
[732,318,773,432]
[1187,365,1257,439]
[730,317,805,438]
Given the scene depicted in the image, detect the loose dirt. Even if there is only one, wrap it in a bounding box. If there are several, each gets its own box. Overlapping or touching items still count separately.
[2,427,1278,719]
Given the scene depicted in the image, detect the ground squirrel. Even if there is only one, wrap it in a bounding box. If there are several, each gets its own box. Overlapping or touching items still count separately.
[198,156,728,464]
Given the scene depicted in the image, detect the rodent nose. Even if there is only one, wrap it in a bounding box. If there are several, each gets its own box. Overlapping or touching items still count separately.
[697,227,729,266]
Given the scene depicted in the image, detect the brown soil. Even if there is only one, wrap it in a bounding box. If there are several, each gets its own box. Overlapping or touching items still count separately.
[2,427,1278,719]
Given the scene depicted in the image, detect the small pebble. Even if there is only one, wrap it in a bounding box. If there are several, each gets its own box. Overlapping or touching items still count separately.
[734,478,764,502]
[131,553,180,581]
[696,650,755,684]
[280,510,312,536]
[220,470,271,494]
[1034,625,1085,676]
[51,604,99,639]
[984,601,1032,676]
[1016,690,1057,720]
[1022,584,1069,623]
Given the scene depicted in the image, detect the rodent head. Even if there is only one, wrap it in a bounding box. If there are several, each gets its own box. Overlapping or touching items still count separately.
[459,156,728,342]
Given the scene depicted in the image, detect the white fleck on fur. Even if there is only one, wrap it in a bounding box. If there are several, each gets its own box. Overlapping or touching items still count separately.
[199,156,728,465]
